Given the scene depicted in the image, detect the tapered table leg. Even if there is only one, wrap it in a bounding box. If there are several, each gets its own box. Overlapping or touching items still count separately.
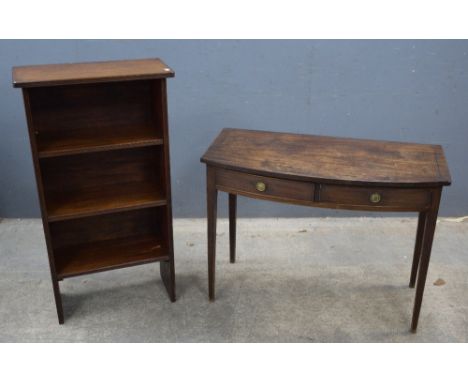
[207,167,218,301]
[229,193,237,264]
[409,211,427,288]
[411,189,441,332]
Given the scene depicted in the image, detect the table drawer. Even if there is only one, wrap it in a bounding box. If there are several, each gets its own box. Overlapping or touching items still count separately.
[216,168,315,204]
[317,184,432,211]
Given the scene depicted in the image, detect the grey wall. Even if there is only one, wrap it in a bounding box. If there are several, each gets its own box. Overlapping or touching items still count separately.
[1,40,467,218]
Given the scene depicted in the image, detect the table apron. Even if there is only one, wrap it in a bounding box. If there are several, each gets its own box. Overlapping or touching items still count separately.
[213,167,436,212]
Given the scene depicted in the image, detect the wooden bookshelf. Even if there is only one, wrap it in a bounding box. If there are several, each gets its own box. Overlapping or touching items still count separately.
[13,58,176,324]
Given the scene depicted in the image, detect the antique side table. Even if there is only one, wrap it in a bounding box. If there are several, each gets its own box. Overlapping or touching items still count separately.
[200,128,451,332]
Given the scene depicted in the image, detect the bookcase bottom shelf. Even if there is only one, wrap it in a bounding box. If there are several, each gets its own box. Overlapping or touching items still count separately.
[55,234,169,278]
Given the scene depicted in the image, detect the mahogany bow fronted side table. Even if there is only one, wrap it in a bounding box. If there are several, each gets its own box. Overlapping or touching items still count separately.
[200,128,451,332]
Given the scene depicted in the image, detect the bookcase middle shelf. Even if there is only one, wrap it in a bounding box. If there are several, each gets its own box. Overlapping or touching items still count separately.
[41,145,166,222]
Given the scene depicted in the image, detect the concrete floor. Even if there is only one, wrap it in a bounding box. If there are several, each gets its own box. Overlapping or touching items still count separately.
[0,217,467,342]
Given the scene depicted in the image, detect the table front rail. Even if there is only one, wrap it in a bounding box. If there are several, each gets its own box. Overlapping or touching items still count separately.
[214,167,436,212]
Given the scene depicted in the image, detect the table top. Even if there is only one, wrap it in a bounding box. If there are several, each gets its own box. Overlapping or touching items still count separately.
[12,58,174,88]
[201,128,451,187]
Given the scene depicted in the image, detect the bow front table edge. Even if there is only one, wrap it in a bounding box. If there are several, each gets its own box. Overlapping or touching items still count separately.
[200,128,451,332]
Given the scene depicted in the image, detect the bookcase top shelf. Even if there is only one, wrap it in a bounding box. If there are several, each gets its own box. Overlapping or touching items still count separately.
[12,58,174,88]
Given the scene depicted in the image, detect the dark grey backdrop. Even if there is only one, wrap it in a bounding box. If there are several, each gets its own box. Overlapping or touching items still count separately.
[1,40,467,218]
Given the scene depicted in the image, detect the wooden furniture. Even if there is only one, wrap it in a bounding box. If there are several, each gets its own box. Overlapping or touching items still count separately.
[13,58,176,324]
[201,128,451,332]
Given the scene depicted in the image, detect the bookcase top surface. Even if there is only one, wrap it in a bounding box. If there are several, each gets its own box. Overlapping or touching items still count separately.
[12,58,174,88]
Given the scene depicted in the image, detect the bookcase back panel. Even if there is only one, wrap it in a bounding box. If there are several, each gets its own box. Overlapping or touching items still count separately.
[50,207,169,278]
[49,207,166,249]
[29,81,153,131]
[39,146,166,220]
[41,146,164,196]
[27,80,164,155]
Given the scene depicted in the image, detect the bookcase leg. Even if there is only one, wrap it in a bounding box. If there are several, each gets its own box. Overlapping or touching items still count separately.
[52,278,64,324]
[160,260,176,302]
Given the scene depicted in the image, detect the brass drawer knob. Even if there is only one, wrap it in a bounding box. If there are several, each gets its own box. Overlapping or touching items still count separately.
[370,192,381,203]
[255,181,266,192]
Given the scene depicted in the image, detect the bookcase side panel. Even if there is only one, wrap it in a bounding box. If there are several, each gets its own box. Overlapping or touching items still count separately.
[21,88,64,323]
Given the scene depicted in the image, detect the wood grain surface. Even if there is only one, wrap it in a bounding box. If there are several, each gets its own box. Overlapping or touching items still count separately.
[201,128,451,187]
[13,58,174,87]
